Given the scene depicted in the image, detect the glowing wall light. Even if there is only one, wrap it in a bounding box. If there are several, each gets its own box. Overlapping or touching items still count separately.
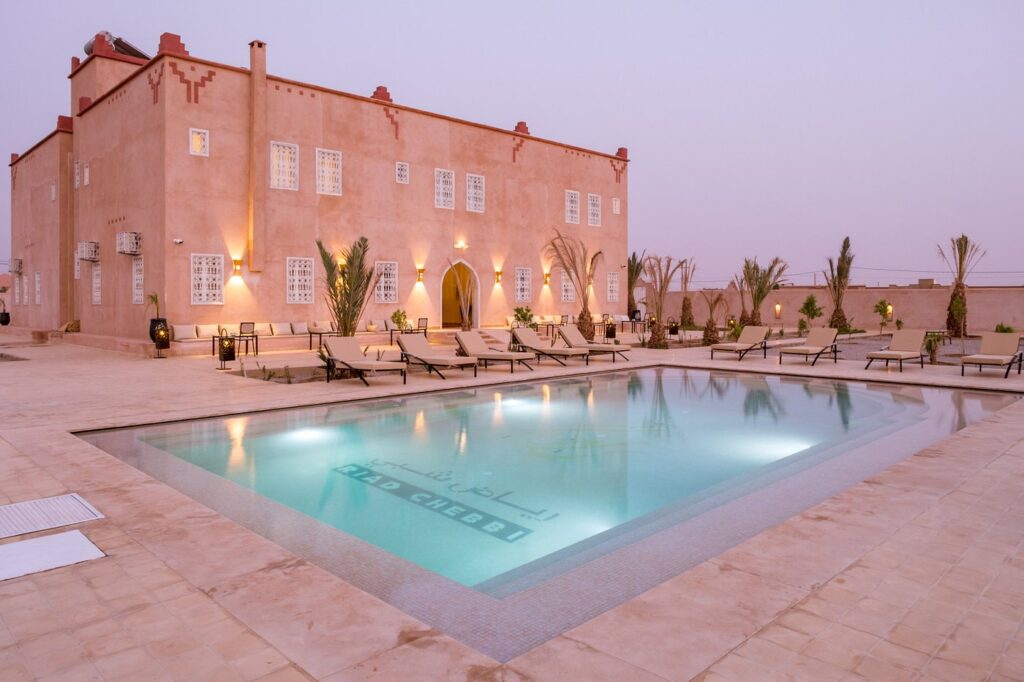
[232,259,243,276]
[774,303,782,320]
[495,270,503,284]
[454,239,469,250]
[886,304,893,320]
[543,272,551,286]
[417,268,425,282]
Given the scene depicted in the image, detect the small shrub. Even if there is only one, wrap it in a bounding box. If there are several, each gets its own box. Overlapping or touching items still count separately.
[390,309,409,329]
[895,318,904,330]
[995,322,1015,333]
[924,333,943,365]
[797,318,809,336]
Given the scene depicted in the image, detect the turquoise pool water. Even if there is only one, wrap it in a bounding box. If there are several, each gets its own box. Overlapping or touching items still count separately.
[82,368,1016,588]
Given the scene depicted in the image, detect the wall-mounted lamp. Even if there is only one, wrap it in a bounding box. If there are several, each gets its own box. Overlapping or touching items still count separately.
[494,270,503,284]
[454,239,468,250]
[774,303,782,320]
[232,259,243,276]
[886,304,893,321]
[416,268,425,282]
[543,272,551,285]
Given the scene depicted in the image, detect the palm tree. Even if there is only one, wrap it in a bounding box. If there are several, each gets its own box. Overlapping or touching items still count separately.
[316,237,376,336]
[626,250,646,317]
[699,289,726,345]
[544,230,604,340]
[642,255,686,349]
[824,237,854,331]
[743,257,788,325]
[938,234,985,338]
[732,274,749,325]
[679,258,697,327]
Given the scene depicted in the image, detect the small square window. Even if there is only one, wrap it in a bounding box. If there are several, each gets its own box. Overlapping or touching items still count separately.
[612,197,621,215]
[315,148,342,196]
[466,174,485,213]
[190,128,210,156]
[434,169,455,209]
[395,162,409,184]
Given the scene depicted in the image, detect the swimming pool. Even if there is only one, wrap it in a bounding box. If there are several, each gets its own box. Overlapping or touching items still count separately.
[81,368,1016,658]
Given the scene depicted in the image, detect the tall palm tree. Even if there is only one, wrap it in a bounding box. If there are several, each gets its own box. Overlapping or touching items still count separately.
[544,230,604,340]
[699,289,726,345]
[743,257,788,326]
[316,237,376,336]
[938,234,985,337]
[732,274,749,326]
[642,255,686,349]
[626,250,646,317]
[824,237,853,331]
[679,258,697,327]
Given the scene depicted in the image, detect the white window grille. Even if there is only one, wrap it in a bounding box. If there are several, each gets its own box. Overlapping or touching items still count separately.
[434,169,455,209]
[564,190,580,224]
[13,274,19,305]
[116,231,142,255]
[315,148,342,196]
[612,197,621,215]
[607,272,620,303]
[83,163,90,187]
[270,141,299,190]
[92,263,102,305]
[74,161,80,189]
[23,275,29,305]
[514,267,532,303]
[132,256,144,305]
[374,261,398,304]
[74,258,80,280]
[190,254,224,305]
[561,270,575,303]
[466,174,485,213]
[587,194,601,227]
[34,272,41,305]
[8,258,21,274]
[77,241,99,262]
[50,182,56,202]
[189,128,210,156]
[395,161,409,184]
[286,257,314,304]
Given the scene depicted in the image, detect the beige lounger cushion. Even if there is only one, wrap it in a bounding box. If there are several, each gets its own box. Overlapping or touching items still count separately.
[513,328,589,356]
[325,338,406,371]
[254,323,272,336]
[270,322,291,335]
[455,331,534,361]
[710,342,752,352]
[197,324,220,338]
[866,350,921,361]
[291,321,309,334]
[559,325,632,350]
[962,332,1021,364]
[398,335,477,366]
[960,354,1017,366]
[780,328,838,355]
[172,324,197,340]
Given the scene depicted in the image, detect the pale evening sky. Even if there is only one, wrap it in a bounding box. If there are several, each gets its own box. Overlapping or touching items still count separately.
[2,1,1022,286]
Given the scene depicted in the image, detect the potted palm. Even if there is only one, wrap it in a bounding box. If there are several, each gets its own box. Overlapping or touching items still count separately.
[0,286,9,326]
[144,292,166,342]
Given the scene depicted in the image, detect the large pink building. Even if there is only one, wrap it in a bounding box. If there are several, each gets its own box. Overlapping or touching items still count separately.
[8,32,629,339]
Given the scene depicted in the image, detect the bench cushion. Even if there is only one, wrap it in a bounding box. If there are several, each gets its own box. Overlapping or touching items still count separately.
[172,324,197,341]
[270,322,292,336]
[197,324,219,338]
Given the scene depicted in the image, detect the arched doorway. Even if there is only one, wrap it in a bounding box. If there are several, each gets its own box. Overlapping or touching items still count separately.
[440,261,479,328]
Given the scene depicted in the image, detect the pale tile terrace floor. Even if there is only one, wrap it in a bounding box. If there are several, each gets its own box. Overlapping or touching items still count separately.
[0,339,1022,680]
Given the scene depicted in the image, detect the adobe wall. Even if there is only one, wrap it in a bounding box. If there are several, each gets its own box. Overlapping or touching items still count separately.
[652,284,1024,334]
[8,132,72,329]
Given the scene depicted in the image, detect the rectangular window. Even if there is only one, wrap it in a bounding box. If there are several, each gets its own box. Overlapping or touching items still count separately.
[587,194,601,227]
[132,256,144,305]
[315,148,342,196]
[286,257,315,304]
[34,272,41,305]
[23,275,29,305]
[270,141,299,190]
[561,270,575,303]
[514,267,532,303]
[395,161,409,184]
[83,163,90,187]
[50,181,56,202]
[466,173,485,213]
[189,128,210,156]
[74,161,80,189]
[13,274,19,305]
[565,190,580,224]
[434,169,455,209]
[612,197,621,215]
[92,263,101,305]
[607,272,620,303]
[190,254,224,305]
[374,261,398,304]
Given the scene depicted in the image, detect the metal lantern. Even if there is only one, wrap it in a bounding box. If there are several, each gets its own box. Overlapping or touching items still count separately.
[217,335,236,369]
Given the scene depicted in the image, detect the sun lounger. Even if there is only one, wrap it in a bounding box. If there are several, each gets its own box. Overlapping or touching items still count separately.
[865,329,925,372]
[455,331,535,373]
[960,332,1023,378]
[557,324,630,362]
[323,337,406,385]
[710,326,770,360]
[397,334,477,379]
[778,327,839,366]
[512,327,589,366]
